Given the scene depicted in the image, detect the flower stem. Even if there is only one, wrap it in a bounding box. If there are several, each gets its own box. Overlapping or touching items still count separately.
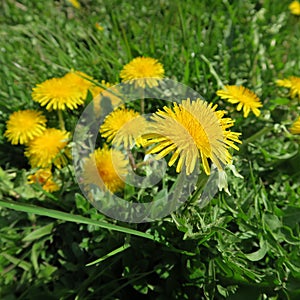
[139,87,145,114]
[127,148,136,170]
[243,126,272,145]
[200,55,225,89]
[57,110,65,131]
[239,126,273,153]
[140,99,145,114]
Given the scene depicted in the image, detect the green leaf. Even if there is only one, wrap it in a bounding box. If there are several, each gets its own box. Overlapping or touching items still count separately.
[86,243,131,266]
[22,223,54,242]
[244,239,268,262]
[2,253,31,272]
[75,193,90,213]
[0,200,155,241]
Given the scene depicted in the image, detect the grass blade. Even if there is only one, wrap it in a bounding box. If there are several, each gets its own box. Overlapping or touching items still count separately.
[0,200,155,241]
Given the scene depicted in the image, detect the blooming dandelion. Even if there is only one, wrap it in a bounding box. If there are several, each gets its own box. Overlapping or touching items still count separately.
[32,76,87,111]
[95,23,104,31]
[289,1,300,15]
[67,0,81,9]
[276,76,300,99]
[4,110,47,145]
[144,99,241,175]
[120,57,165,88]
[290,116,300,134]
[100,108,148,148]
[28,169,60,193]
[25,128,70,169]
[82,147,128,193]
[216,85,262,117]
[63,70,95,97]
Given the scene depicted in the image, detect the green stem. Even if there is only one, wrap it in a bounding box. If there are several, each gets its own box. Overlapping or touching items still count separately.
[200,55,225,89]
[57,110,65,131]
[239,126,273,154]
[243,126,273,146]
[139,87,145,114]
[140,99,145,114]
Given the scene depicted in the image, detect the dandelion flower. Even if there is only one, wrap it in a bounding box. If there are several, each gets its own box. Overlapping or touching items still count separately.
[92,81,123,113]
[32,76,86,111]
[4,110,47,145]
[290,116,300,134]
[67,0,81,9]
[28,169,60,192]
[95,23,104,31]
[63,70,95,97]
[120,57,165,88]
[25,128,70,168]
[144,99,241,175]
[289,1,300,15]
[83,147,128,193]
[276,76,300,99]
[100,108,148,148]
[217,85,262,117]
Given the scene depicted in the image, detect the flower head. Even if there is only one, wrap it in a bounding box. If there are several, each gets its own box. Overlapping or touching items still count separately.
[276,76,300,99]
[144,99,241,175]
[120,57,165,88]
[95,23,104,31]
[63,70,94,96]
[290,116,300,134]
[4,110,47,145]
[82,147,128,193]
[67,0,81,9]
[28,169,60,192]
[100,108,148,148]
[217,85,262,117]
[32,74,88,111]
[289,1,300,15]
[25,128,70,168]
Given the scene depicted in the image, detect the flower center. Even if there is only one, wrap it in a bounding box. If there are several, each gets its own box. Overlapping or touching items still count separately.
[183,111,211,155]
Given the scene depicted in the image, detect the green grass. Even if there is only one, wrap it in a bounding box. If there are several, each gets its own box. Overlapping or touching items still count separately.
[1,0,300,299]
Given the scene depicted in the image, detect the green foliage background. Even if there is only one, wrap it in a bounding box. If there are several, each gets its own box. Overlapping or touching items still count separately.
[0,0,300,299]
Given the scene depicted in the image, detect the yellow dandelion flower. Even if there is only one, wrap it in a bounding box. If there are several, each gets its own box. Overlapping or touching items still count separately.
[28,169,60,192]
[217,85,262,118]
[100,108,148,148]
[25,128,70,169]
[290,116,300,134]
[32,76,86,111]
[91,81,123,114]
[289,1,300,15]
[83,147,128,193]
[120,57,165,88]
[4,110,47,145]
[95,23,104,31]
[63,70,94,97]
[67,0,81,9]
[144,99,241,175]
[276,76,300,99]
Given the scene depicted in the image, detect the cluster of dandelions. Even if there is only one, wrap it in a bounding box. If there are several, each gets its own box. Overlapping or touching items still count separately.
[76,55,300,196]
[81,57,243,195]
[4,70,118,193]
[4,55,300,196]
